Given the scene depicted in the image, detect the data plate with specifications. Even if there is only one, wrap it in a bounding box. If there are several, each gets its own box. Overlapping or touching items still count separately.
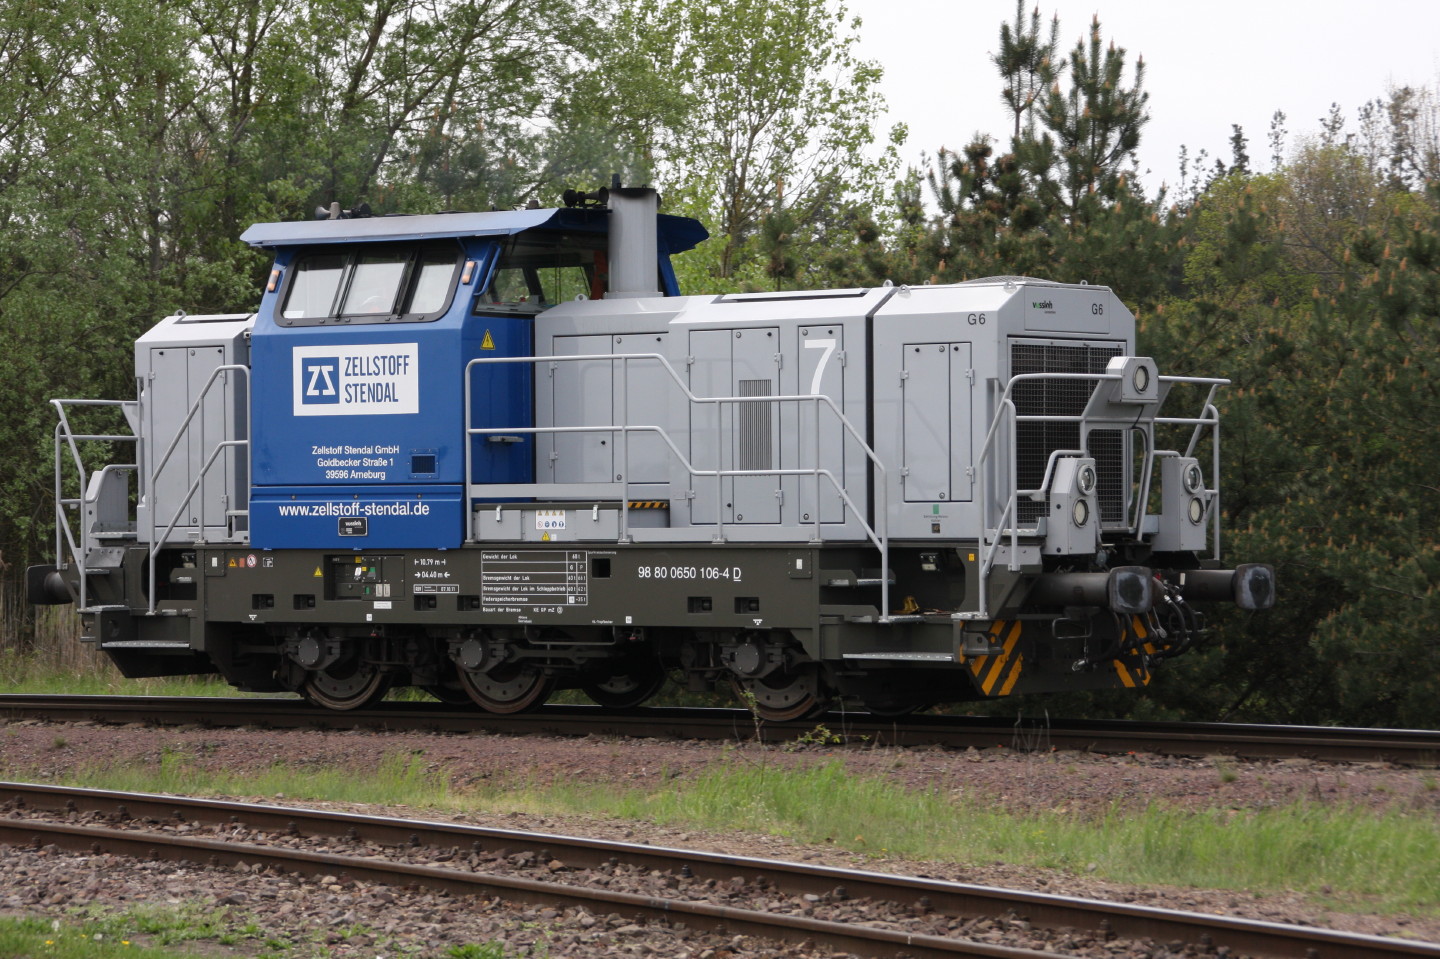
[480,550,589,608]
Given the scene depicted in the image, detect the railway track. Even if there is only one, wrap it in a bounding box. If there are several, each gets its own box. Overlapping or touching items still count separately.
[2,694,1437,765]
[4,781,1434,959]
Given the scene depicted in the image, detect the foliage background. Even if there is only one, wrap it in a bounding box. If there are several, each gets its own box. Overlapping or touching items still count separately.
[2,0,1437,727]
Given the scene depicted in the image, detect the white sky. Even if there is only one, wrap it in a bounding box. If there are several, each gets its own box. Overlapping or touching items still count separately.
[847,0,1440,196]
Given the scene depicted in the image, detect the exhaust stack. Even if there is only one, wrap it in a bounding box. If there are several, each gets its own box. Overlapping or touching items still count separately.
[607,186,659,298]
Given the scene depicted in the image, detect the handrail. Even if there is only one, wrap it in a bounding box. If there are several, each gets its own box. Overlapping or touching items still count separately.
[145,439,249,615]
[962,370,1228,622]
[50,400,140,612]
[465,352,895,620]
[144,365,251,615]
[48,368,252,618]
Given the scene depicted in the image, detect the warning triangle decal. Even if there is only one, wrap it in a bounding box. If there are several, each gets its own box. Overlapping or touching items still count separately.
[481,329,496,350]
[313,566,323,578]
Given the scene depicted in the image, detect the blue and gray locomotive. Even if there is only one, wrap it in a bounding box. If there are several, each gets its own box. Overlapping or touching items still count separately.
[31,187,1273,719]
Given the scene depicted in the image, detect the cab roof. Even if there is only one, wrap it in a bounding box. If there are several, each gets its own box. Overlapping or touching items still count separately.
[239,207,708,253]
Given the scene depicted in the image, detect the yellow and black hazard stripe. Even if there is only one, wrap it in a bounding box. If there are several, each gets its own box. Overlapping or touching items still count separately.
[968,620,1024,697]
[1113,615,1155,688]
[627,501,669,510]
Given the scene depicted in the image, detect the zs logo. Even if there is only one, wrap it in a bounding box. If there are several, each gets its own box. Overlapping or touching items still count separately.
[301,358,339,404]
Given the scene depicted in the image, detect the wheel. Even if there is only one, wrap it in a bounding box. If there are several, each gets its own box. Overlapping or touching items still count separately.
[302,663,390,711]
[733,665,832,723]
[582,659,667,709]
[459,663,554,714]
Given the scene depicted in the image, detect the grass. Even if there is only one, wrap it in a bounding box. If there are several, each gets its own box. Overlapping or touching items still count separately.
[0,606,234,698]
[3,896,529,958]
[0,909,248,959]
[9,745,1438,919]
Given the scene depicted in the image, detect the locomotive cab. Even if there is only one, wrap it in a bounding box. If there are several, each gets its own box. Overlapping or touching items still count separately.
[240,196,705,552]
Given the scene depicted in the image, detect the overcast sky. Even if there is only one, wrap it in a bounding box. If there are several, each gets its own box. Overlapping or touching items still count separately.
[847,0,1440,195]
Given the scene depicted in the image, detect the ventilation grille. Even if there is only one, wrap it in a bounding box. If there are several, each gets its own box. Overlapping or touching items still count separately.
[1011,342,1124,524]
[737,380,773,471]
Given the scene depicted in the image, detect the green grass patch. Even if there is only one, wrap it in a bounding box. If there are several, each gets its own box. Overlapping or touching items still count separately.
[30,746,458,809]
[0,910,243,959]
[11,748,1438,918]
[524,759,1440,911]
[0,661,237,697]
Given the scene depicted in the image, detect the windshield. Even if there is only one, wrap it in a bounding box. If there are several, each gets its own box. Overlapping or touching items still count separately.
[279,242,461,325]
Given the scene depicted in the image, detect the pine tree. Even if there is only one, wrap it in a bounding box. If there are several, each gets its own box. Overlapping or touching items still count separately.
[1035,15,1149,217]
[992,2,1061,140]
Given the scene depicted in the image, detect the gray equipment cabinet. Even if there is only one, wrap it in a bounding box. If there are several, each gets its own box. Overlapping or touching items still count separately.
[134,313,253,545]
[870,278,1134,541]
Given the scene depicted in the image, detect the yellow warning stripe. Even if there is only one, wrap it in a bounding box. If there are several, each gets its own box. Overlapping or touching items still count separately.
[627,501,670,509]
[969,620,1024,696]
[1113,659,1153,687]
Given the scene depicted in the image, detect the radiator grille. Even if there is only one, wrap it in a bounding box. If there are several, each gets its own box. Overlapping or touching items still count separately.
[737,379,773,471]
[1011,342,1124,524]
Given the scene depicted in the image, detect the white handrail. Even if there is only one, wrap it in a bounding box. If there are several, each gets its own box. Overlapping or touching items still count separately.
[464,352,896,620]
[962,370,1229,621]
[50,400,139,612]
[144,365,251,615]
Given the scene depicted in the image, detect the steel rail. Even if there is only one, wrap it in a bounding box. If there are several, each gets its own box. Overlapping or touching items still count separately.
[2,695,1438,765]
[5,782,1434,959]
[0,792,1060,959]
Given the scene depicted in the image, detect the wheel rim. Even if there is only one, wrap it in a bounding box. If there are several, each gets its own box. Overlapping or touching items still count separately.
[460,663,554,714]
[734,666,831,722]
[582,660,666,709]
[303,664,390,711]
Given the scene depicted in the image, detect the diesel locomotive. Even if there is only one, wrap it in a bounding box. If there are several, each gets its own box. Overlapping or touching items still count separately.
[30,186,1274,719]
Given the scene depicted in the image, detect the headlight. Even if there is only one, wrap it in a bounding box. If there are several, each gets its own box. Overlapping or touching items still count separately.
[1133,364,1150,394]
[1072,499,1090,527]
[1183,463,1203,493]
[1077,464,1097,494]
[1188,497,1205,525]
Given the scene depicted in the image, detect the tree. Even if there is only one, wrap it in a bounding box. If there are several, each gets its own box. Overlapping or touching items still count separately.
[0,0,595,621]
[614,0,900,285]
[1036,15,1149,216]
[993,1,1061,140]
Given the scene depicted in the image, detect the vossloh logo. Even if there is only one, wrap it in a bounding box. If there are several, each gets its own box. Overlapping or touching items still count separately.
[292,343,420,417]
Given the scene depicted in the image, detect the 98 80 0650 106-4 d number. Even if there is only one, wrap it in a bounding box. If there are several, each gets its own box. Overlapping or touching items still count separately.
[636,565,743,582]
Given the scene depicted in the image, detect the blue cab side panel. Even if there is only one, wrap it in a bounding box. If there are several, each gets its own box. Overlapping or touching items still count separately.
[247,241,533,550]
